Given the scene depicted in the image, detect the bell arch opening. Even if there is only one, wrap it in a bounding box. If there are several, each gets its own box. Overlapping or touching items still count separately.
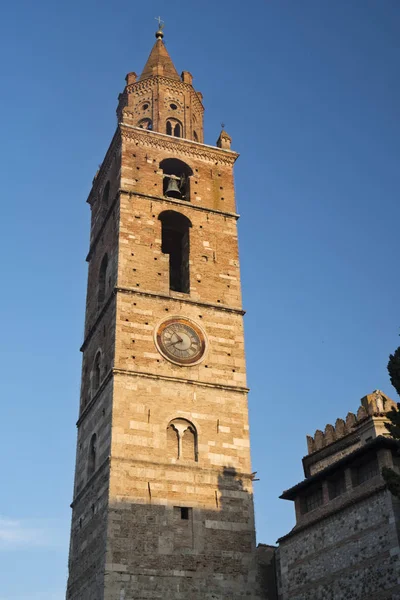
[160,158,192,201]
[158,210,191,294]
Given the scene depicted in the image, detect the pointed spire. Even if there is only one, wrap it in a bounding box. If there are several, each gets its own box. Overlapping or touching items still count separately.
[139,23,180,81]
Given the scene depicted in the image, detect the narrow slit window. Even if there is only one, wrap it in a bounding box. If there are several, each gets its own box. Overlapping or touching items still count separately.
[92,352,101,397]
[174,123,181,137]
[88,433,97,477]
[102,181,110,206]
[98,254,109,307]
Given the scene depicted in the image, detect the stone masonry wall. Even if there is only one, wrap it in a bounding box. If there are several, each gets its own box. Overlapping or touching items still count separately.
[103,341,261,598]
[277,488,400,600]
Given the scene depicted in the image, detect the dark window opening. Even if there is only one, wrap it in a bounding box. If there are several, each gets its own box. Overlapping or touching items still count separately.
[166,119,182,138]
[180,507,190,520]
[170,103,178,110]
[142,103,149,110]
[174,123,181,137]
[301,486,323,514]
[160,158,192,201]
[328,473,346,500]
[193,130,199,142]
[352,456,379,486]
[159,211,191,293]
[92,352,101,396]
[138,118,152,130]
[98,253,109,307]
[102,181,110,206]
[88,433,97,477]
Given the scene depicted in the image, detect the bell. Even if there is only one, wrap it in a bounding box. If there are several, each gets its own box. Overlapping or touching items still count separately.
[165,177,182,199]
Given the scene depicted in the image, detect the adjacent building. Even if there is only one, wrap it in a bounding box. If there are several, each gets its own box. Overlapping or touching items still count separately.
[277,390,400,600]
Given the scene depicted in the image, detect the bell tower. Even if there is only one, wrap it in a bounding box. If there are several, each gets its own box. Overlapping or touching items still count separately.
[66,25,263,600]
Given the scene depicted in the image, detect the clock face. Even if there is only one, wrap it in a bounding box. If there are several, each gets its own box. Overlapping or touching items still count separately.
[155,317,206,366]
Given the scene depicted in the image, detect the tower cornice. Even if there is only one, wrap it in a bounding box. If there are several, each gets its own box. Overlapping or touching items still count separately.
[76,366,249,428]
[119,123,239,166]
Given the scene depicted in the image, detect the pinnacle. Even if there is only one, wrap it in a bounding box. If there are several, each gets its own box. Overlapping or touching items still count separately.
[139,38,180,81]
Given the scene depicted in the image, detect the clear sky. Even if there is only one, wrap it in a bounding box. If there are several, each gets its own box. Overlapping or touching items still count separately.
[0,1,399,598]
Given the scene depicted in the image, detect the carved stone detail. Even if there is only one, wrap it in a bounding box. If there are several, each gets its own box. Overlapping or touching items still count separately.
[120,125,238,166]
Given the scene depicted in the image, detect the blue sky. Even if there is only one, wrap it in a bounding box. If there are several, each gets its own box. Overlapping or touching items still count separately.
[0,1,399,597]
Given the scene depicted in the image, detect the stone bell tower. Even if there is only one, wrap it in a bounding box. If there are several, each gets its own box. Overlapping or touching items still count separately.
[66,25,264,600]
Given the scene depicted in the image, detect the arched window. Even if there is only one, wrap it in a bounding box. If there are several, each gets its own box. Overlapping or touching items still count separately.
[159,211,191,293]
[174,122,181,137]
[102,181,110,206]
[138,118,152,130]
[182,426,197,462]
[88,433,97,477]
[92,351,101,397]
[98,253,108,307]
[160,158,193,201]
[166,119,182,138]
[167,423,179,460]
[166,419,198,462]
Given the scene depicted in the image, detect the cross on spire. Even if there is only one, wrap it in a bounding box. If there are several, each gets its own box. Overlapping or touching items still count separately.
[154,16,165,39]
[155,16,164,30]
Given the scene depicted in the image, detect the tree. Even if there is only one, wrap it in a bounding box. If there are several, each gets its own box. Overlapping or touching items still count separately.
[382,349,400,498]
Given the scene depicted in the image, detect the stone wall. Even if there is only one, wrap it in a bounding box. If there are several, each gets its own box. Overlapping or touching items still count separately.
[278,471,400,599]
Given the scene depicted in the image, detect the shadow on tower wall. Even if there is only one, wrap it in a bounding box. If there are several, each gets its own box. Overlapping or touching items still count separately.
[67,462,278,599]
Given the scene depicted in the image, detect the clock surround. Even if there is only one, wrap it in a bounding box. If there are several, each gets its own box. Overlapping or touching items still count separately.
[154,316,207,366]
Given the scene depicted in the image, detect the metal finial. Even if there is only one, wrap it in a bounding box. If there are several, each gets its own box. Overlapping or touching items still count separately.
[155,16,164,39]
[221,122,225,129]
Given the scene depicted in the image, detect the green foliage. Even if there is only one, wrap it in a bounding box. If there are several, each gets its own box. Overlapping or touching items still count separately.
[387,347,400,398]
[383,347,400,498]
[384,401,400,439]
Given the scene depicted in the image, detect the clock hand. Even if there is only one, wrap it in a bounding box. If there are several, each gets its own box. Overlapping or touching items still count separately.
[166,335,183,347]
